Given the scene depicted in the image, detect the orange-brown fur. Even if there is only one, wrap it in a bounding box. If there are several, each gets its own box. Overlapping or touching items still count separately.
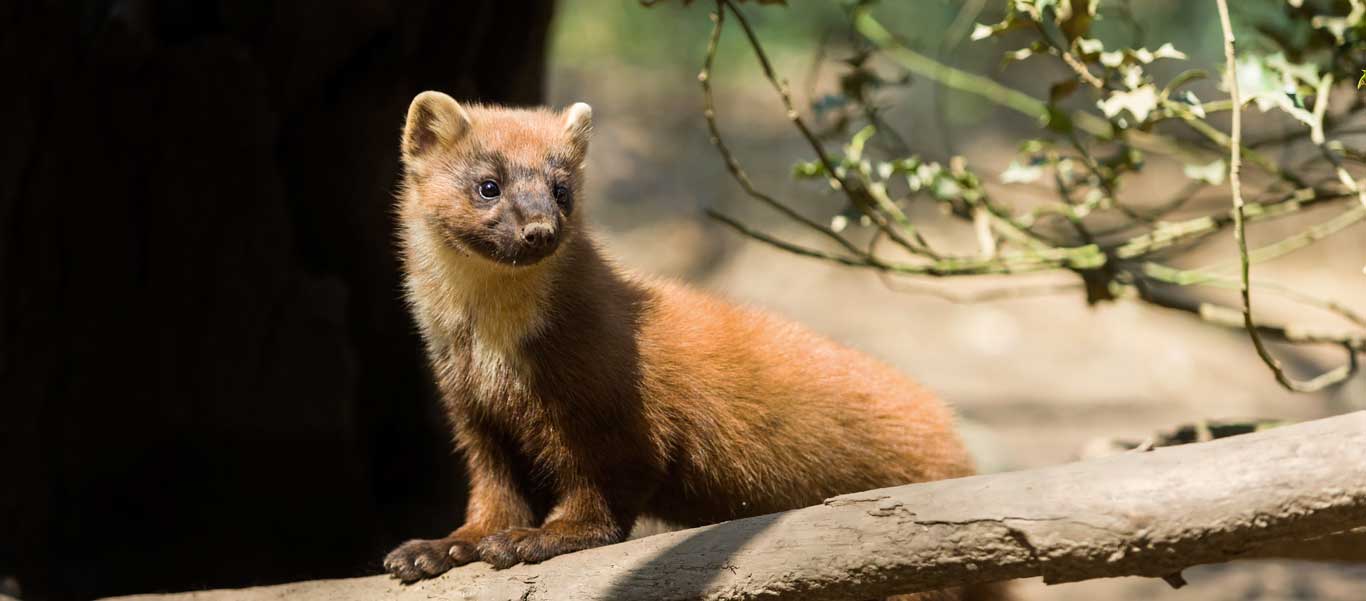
[383,92,1003,600]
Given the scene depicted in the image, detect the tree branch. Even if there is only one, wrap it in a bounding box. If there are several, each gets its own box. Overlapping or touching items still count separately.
[108,412,1366,601]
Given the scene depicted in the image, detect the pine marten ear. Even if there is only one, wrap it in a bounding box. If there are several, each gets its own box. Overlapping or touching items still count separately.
[403,91,472,160]
[563,102,592,162]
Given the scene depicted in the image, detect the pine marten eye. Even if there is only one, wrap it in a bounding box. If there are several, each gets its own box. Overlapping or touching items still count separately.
[478,180,501,200]
[552,184,572,211]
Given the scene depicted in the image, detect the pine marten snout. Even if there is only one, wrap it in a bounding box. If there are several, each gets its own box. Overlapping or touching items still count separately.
[385,91,998,601]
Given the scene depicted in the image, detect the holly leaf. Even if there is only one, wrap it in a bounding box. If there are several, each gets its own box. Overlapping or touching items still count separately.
[1001,161,1045,184]
[1183,159,1227,185]
[1098,85,1159,122]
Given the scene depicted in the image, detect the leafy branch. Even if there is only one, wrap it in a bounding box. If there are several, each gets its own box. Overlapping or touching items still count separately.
[686,0,1366,391]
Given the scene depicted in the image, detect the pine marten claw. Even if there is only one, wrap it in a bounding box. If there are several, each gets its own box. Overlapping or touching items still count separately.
[476,530,526,569]
[384,538,458,582]
[476,526,608,568]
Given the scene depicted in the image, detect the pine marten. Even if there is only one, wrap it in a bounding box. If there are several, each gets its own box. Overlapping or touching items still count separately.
[384,91,1002,600]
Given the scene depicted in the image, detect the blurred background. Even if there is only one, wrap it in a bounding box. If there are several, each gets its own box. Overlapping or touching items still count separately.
[3,1,1365,600]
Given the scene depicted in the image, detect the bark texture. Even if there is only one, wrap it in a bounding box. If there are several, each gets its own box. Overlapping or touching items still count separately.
[105,412,1366,601]
[0,1,553,599]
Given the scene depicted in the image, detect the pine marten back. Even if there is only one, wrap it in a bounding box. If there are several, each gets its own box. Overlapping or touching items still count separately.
[384,91,1002,600]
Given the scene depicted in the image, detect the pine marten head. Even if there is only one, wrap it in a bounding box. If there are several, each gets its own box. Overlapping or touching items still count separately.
[399,92,591,268]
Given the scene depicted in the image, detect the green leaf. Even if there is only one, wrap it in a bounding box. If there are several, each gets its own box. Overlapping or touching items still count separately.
[1232,53,1321,126]
[1183,159,1227,185]
[1176,90,1206,118]
[1001,161,1045,184]
[970,22,996,41]
[830,214,849,233]
[1076,37,1104,55]
[1098,85,1159,122]
[1152,43,1187,61]
[792,160,826,179]
[845,124,877,162]
[971,17,1022,41]
[1004,47,1036,64]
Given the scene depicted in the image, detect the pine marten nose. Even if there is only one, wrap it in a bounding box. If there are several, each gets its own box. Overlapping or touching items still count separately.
[521,223,556,248]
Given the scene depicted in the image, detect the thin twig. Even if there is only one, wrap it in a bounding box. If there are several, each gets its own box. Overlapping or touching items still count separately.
[876,271,1083,304]
[710,207,1086,277]
[707,209,878,269]
[868,228,1081,302]
[1062,127,1123,228]
[1170,104,1308,188]
[1111,189,1356,260]
[698,6,867,260]
[1036,8,1104,89]
[1216,0,1353,392]
[1213,204,1365,272]
[1145,271,1366,333]
[1139,290,1362,385]
[721,0,932,257]
[1092,181,1211,240]
[1050,168,1096,244]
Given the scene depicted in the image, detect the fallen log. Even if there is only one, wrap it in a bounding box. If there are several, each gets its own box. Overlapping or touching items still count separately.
[108,411,1366,601]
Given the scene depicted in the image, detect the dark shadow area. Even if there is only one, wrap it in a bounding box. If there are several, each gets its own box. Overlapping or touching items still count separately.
[603,513,781,600]
[0,1,553,599]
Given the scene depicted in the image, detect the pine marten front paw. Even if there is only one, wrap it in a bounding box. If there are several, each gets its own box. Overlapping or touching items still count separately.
[474,527,583,569]
[383,538,478,582]
[476,528,536,569]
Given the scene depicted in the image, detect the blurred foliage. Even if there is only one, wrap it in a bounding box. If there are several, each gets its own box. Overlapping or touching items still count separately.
[676,0,1366,390]
[559,1,1062,70]
[554,0,837,67]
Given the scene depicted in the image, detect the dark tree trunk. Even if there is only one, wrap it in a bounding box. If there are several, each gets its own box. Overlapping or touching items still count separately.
[0,2,555,599]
